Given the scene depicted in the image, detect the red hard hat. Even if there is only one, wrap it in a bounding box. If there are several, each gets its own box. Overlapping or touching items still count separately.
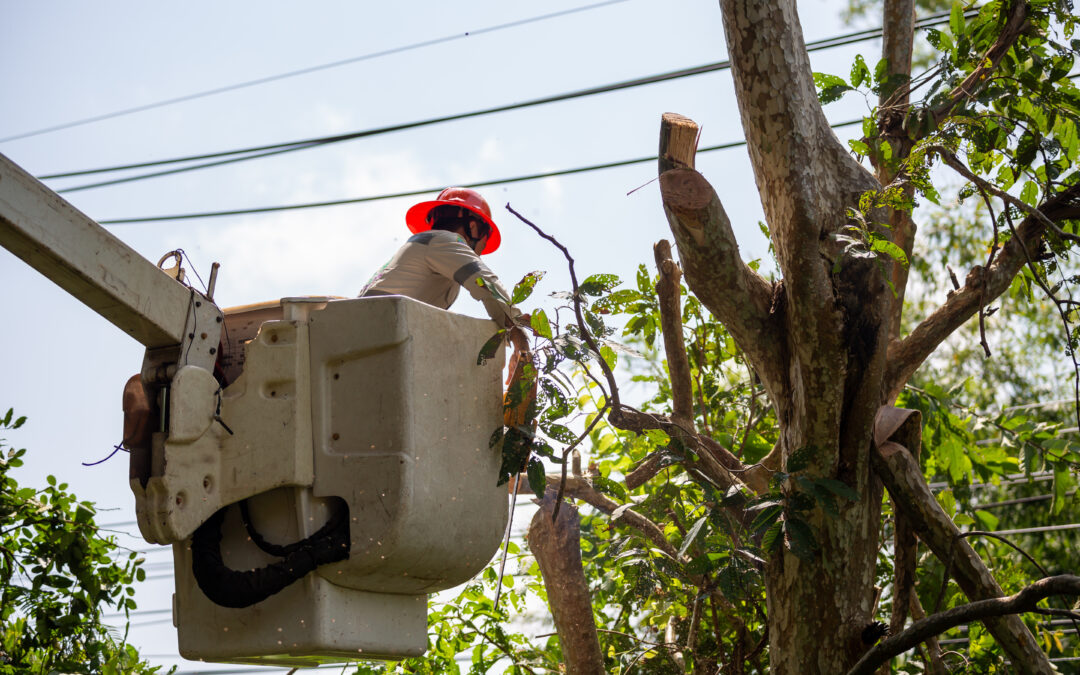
[405,187,501,255]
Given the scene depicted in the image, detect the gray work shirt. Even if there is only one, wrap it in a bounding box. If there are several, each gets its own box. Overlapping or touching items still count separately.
[360,230,519,325]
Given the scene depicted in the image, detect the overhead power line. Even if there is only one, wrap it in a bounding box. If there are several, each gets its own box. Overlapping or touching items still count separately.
[97,119,862,225]
[0,0,631,145]
[47,9,964,192]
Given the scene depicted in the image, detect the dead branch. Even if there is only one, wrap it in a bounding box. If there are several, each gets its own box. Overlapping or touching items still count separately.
[848,575,1080,675]
[527,490,606,675]
[654,239,694,427]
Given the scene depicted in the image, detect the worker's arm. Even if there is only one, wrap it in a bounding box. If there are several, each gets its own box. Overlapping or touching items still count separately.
[428,235,522,326]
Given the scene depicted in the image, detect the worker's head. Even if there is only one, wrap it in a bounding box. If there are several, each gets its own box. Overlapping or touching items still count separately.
[405,187,501,255]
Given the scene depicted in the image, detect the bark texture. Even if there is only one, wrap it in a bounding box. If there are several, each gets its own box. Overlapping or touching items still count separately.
[527,490,605,675]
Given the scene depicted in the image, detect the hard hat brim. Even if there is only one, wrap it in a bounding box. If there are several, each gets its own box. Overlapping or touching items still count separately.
[405,200,501,255]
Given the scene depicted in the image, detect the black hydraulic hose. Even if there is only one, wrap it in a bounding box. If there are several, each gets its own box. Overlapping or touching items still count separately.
[190,502,350,608]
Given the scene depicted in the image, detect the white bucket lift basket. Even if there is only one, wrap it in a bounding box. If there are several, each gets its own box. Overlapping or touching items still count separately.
[132,296,508,666]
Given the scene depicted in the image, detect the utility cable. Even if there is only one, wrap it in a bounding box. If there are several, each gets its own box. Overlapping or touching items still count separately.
[45,9,963,190]
[0,0,631,145]
[97,119,862,224]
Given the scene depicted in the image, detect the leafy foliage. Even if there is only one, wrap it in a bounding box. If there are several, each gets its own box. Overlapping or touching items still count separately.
[0,409,165,674]
[356,3,1080,671]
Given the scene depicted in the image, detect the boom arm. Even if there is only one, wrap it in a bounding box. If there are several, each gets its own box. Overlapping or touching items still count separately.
[0,152,221,370]
[0,152,218,351]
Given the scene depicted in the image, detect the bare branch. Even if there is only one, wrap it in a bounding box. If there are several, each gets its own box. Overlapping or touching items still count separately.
[848,575,1080,675]
[654,239,694,427]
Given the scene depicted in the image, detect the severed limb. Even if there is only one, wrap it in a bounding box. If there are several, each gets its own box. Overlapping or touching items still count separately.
[527,489,605,675]
[658,114,786,403]
[654,239,694,427]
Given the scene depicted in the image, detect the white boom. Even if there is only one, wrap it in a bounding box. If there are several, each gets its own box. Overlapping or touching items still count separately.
[0,152,221,368]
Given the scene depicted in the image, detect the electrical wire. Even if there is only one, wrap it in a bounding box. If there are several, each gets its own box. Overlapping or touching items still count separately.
[0,0,631,145]
[95,119,862,224]
[43,9,965,190]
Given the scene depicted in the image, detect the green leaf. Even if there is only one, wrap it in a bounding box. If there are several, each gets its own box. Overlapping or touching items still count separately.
[785,517,818,561]
[1020,180,1040,207]
[591,475,627,501]
[511,271,545,305]
[814,477,859,502]
[786,446,817,473]
[870,237,910,268]
[973,509,999,531]
[475,277,511,305]
[530,309,553,339]
[644,429,670,446]
[749,503,784,534]
[761,521,784,554]
[850,54,870,89]
[578,273,621,296]
[526,458,546,497]
[476,329,506,366]
[813,72,853,104]
[678,516,709,558]
[1051,462,1073,516]
[949,1,965,38]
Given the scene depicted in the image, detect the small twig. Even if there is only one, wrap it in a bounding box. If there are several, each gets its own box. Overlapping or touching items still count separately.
[552,401,610,521]
[507,204,621,409]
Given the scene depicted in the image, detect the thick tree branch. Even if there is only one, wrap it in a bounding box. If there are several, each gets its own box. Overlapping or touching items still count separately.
[658,115,784,402]
[878,0,918,340]
[718,0,877,350]
[527,490,605,675]
[848,575,1080,675]
[654,239,694,427]
[884,181,1080,398]
[871,430,1055,672]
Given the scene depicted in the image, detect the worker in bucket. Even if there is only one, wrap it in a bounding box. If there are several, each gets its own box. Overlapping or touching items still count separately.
[360,187,527,336]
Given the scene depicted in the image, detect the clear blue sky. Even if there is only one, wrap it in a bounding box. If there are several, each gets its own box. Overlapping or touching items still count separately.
[0,1,872,670]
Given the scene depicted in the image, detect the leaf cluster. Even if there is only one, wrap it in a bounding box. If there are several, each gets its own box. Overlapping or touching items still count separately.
[0,409,165,674]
